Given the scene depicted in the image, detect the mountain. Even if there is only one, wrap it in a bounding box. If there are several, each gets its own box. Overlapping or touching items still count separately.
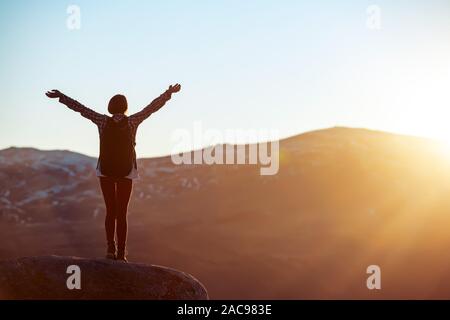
[2,127,450,299]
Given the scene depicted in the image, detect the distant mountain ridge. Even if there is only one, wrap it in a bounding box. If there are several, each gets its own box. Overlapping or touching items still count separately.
[2,127,450,299]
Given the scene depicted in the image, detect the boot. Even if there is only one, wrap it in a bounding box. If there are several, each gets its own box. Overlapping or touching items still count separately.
[106,242,117,260]
[116,248,128,262]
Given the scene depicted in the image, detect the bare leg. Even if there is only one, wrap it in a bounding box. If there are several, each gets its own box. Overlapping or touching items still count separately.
[116,178,133,260]
[99,177,117,257]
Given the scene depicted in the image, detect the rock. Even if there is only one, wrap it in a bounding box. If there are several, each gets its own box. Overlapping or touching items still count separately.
[0,255,208,300]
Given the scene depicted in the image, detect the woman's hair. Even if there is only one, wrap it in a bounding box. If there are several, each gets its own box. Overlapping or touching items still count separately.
[108,94,128,114]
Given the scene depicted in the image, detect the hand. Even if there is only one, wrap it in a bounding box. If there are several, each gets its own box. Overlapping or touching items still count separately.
[45,89,62,99]
[168,83,181,94]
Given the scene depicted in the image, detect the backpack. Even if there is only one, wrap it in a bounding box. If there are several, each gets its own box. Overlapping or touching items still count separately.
[98,117,136,178]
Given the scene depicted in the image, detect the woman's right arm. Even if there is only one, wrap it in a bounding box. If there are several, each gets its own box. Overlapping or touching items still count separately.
[45,89,106,126]
[128,84,181,126]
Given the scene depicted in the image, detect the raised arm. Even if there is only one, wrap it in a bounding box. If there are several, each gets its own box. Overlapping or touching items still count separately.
[45,89,106,126]
[129,84,181,126]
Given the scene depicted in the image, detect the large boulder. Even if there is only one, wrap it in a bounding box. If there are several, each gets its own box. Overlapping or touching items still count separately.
[0,255,208,300]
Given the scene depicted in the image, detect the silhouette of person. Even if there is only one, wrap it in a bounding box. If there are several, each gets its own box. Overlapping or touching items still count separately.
[46,84,181,261]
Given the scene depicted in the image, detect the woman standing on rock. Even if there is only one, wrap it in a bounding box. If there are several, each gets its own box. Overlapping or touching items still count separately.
[45,84,181,262]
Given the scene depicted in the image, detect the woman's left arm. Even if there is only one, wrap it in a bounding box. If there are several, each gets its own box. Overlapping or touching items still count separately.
[46,89,106,126]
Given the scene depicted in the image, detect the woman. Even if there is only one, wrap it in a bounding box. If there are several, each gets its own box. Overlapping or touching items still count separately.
[45,84,181,261]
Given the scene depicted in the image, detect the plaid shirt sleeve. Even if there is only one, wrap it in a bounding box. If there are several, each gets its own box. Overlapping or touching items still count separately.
[128,90,172,127]
[59,94,106,127]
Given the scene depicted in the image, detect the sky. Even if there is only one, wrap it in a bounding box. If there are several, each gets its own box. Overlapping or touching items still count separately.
[1,0,450,158]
